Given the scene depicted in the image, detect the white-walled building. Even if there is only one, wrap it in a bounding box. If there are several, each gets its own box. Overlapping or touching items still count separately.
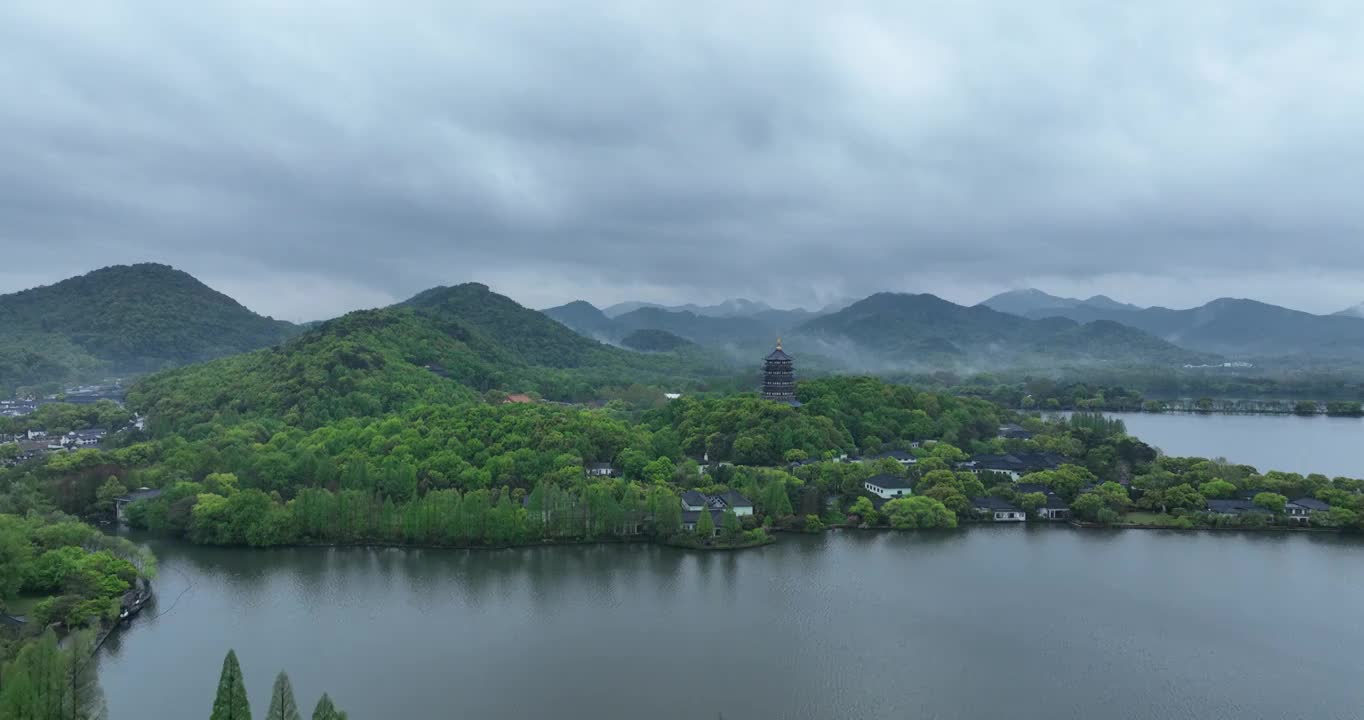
[864,475,913,500]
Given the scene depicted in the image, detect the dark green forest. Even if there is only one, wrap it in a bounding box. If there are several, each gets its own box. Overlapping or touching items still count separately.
[0,264,300,393]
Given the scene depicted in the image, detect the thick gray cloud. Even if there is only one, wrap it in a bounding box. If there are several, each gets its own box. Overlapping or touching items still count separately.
[2,0,1362,321]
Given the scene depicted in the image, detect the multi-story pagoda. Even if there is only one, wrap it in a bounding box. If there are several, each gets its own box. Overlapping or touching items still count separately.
[761,339,799,405]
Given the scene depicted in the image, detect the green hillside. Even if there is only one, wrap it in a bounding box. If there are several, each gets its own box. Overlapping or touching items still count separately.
[130,283,730,431]
[0,263,299,390]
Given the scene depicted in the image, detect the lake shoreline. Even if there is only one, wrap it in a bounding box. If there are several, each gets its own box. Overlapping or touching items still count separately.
[127,517,1351,558]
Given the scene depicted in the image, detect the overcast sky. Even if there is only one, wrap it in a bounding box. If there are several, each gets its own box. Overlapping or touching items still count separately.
[2,1,1363,321]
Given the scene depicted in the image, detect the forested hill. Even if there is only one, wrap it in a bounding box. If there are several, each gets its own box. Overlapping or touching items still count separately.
[542,300,618,339]
[130,283,728,431]
[400,283,625,368]
[0,263,299,390]
[793,292,1216,368]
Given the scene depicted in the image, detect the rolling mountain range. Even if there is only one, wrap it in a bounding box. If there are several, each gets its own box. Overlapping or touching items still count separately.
[547,292,1216,369]
[792,293,1211,368]
[982,289,1364,359]
[0,264,299,392]
[10,264,1364,405]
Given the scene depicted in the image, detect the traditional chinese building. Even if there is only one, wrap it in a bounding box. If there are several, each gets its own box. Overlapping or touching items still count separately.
[761,339,799,405]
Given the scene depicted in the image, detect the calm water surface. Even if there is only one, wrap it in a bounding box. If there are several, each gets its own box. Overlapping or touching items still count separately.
[1092,412,1364,477]
[100,530,1364,720]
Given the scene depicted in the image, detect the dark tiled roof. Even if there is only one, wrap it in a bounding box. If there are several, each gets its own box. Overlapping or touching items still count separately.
[998,423,1034,439]
[868,450,916,462]
[764,346,793,361]
[968,452,1067,473]
[717,490,752,508]
[1207,499,1259,514]
[972,496,1022,512]
[680,490,708,507]
[866,474,913,490]
[1042,494,1069,510]
[586,462,615,471]
[1288,497,1331,511]
[681,509,726,525]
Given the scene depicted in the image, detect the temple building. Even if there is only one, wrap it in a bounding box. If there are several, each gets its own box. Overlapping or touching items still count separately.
[761,339,799,405]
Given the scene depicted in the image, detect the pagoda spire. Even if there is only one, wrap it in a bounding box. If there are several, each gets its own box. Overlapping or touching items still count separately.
[760,339,799,406]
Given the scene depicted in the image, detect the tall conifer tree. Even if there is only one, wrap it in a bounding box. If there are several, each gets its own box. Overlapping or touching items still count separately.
[265,671,301,720]
[65,629,107,720]
[695,507,715,540]
[210,649,251,720]
[310,693,348,720]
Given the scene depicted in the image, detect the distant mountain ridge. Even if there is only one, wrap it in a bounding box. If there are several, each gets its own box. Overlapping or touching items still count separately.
[546,300,813,351]
[986,291,1364,359]
[0,263,300,391]
[792,292,1214,368]
[602,298,775,318]
[981,289,1143,316]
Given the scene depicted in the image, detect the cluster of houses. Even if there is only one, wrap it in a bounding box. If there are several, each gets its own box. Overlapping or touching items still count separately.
[0,400,39,418]
[569,458,759,537]
[2,427,112,467]
[574,419,1339,529]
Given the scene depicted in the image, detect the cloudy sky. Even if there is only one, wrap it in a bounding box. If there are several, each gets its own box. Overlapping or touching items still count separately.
[2,1,1363,321]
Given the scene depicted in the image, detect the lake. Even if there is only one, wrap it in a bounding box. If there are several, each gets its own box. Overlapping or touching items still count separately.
[99,530,1364,720]
[1060,411,1364,478]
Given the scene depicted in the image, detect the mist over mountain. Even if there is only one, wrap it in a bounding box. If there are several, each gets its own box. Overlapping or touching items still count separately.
[1335,302,1364,319]
[601,298,775,318]
[981,289,1143,316]
[792,293,1211,370]
[546,299,818,352]
[993,294,1364,359]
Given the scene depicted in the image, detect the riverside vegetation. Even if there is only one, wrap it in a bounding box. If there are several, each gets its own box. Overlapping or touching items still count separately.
[0,513,158,719]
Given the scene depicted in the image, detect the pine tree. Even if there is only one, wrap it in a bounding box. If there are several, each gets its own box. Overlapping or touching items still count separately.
[265,671,301,720]
[695,507,715,540]
[210,650,251,720]
[310,693,348,720]
[65,629,107,720]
